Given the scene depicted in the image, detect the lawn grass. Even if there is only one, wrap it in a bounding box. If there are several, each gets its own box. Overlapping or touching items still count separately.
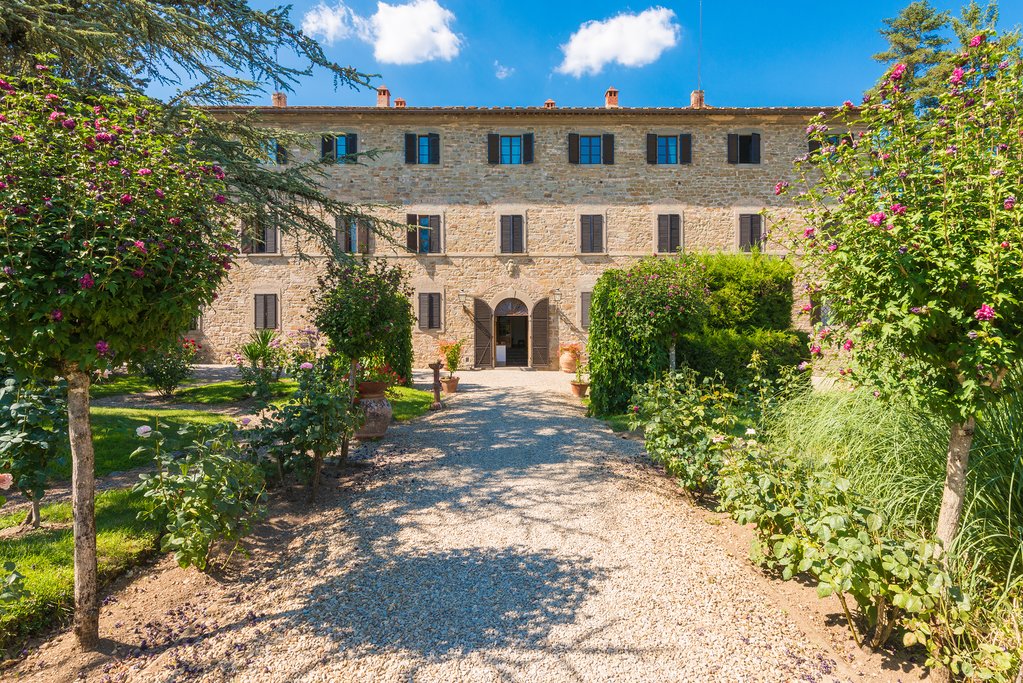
[89,374,155,399]
[389,386,434,422]
[0,488,159,653]
[174,378,296,404]
[581,397,634,433]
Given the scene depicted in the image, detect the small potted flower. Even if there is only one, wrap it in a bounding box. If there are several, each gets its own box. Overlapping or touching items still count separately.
[438,339,465,394]
[571,360,589,398]
[559,342,582,373]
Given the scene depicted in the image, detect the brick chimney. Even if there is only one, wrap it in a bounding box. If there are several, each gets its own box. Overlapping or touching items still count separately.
[543,99,556,109]
[690,89,706,109]
[604,86,619,108]
[271,91,287,107]
[394,97,407,109]
[376,85,391,108]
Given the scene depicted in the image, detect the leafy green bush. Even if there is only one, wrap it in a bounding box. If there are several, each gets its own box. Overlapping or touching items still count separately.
[134,422,265,571]
[677,328,809,387]
[628,368,738,493]
[129,338,199,398]
[700,252,795,331]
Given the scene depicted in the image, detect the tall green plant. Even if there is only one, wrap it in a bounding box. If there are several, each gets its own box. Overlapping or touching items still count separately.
[781,31,1023,554]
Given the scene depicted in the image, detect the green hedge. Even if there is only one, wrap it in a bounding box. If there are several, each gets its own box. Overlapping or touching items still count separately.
[700,252,795,331]
[677,327,809,387]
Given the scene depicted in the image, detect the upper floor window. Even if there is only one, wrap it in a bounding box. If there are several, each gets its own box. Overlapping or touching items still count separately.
[647,134,692,165]
[406,214,441,254]
[337,217,369,254]
[241,219,279,254]
[579,215,604,253]
[487,133,534,165]
[727,133,761,164]
[656,214,681,253]
[499,215,525,254]
[405,133,440,165]
[321,134,357,163]
[254,294,278,329]
[739,214,765,252]
[265,138,288,165]
[568,133,614,165]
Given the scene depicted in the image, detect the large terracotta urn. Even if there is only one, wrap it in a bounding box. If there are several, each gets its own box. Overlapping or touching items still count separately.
[354,381,392,440]
[559,351,578,373]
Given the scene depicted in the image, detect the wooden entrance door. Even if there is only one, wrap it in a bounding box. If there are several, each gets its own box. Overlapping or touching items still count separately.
[473,298,493,368]
[531,298,550,368]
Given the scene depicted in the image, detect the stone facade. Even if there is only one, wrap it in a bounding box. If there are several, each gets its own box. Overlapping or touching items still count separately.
[197,95,821,369]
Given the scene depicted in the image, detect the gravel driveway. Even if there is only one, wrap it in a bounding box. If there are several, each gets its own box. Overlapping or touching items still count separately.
[79,367,862,683]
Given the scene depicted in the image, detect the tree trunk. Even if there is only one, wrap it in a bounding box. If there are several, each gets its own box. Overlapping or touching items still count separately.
[934,417,976,554]
[22,499,41,528]
[66,366,99,649]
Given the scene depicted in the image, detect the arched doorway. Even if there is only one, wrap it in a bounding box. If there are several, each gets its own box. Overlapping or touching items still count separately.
[494,298,529,367]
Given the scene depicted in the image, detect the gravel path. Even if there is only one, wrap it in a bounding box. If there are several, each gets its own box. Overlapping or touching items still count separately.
[59,367,864,683]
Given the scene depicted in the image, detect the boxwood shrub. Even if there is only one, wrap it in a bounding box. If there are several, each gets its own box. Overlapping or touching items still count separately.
[677,327,809,387]
[700,252,795,331]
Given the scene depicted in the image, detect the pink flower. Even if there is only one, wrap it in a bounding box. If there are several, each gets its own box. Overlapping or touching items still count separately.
[1005,197,1016,211]
[890,203,907,215]
[133,240,146,252]
[801,304,812,313]
[95,132,113,143]
[803,227,815,239]
[975,304,995,322]
[168,217,181,225]
[213,194,227,204]
[774,181,789,196]
[299,362,314,370]
[79,273,95,289]
[51,309,63,321]
[818,327,832,340]
[809,344,823,356]
[48,111,63,122]
[843,100,854,108]
[155,188,165,199]
[95,340,110,356]
[119,193,132,205]
[35,64,49,71]
[890,63,907,81]
[950,67,965,85]
[44,93,59,101]
[842,339,854,352]
[62,118,76,130]
[137,168,152,176]
[868,212,887,227]
[0,473,12,490]
[1001,241,1010,249]
[827,242,838,252]
[970,34,986,48]
[10,135,24,144]
[0,80,13,92]
[131,268,145,279]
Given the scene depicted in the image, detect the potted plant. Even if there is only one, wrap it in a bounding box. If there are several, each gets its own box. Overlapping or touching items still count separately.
[353,360,402,439]
[559,342,582,373]
[571,361,590,398]
[438,339,465,394]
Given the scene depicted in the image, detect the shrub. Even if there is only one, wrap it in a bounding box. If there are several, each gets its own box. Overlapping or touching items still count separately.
[677,328,809,387]
[133,422,265,571]
[129,338,199,398]
[700,252,795,331]
[439,339,465,378]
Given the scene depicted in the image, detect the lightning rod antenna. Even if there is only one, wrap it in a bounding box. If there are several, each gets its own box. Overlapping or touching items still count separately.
[697,0,703,92]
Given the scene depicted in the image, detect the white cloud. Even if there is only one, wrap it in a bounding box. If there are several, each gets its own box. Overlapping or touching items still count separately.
[494,61,515,79]
[556,7,680,77]
[302,0,461,65]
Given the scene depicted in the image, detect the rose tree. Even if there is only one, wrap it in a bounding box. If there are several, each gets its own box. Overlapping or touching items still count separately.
[781,31,1023,553]
[0,69,236,647]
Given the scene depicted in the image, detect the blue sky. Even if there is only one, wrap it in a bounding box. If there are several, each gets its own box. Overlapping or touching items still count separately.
[258,1,1023,108]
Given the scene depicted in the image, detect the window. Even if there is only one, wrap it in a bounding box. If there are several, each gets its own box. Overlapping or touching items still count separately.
[186,315,201,332]
[406,214,441,254]
[739,214,765,252]
[254,294,278,329]
[581,291,592,329]
[647,134,692,164]
[405,133,440,164]
[727,133,761,164]
[486,134,534,164]
[580,215,604,253]
[418,293,442,330]
[265,139,288,165]
[321,134,357,163]
[568,133,614,165]
[337,218,369,254]
[500,215,525,254]
[656,214,682,253]
[241,219,279,254]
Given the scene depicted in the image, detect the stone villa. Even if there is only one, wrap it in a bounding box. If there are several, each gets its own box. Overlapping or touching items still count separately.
[198,87,825,369]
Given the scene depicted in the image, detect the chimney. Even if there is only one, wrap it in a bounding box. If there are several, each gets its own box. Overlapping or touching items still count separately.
[604,86,619,108]
[690,89,706,109]
[394,97,407,109]
[271,91,287,107]
[376,85,391,108]
[543,99,556,109]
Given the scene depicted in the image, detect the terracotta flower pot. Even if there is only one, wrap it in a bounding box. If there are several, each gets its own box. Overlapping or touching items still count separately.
[559,351,578,373]
[355,381,392,439]
[440,376,459,395]
[570,381,590,398]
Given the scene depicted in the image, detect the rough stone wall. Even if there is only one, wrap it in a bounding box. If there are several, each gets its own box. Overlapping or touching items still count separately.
[194,109,815,368]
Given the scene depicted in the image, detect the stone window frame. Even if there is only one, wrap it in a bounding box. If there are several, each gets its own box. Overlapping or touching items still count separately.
[493,206,530,256]
[733,207,772,253]
[405,131,442,166]
[405,207,447,256]
[250,288,283,330]
[240,218,282,258]
[650,205,686,254]
[727,127,763,167]
[573,206,610,255]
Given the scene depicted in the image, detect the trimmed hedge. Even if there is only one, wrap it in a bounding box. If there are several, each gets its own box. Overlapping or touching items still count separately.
[677,327,809,387]
[700,252,795,331]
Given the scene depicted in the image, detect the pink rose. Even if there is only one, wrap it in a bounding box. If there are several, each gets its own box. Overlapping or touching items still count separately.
[168,217,181,225]
[0,473,12,490]
[842,339,854,352]
[975,304,995,322]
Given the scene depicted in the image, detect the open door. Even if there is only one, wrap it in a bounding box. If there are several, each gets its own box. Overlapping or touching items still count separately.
[473,298,493,368]
[531,298,550,368]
